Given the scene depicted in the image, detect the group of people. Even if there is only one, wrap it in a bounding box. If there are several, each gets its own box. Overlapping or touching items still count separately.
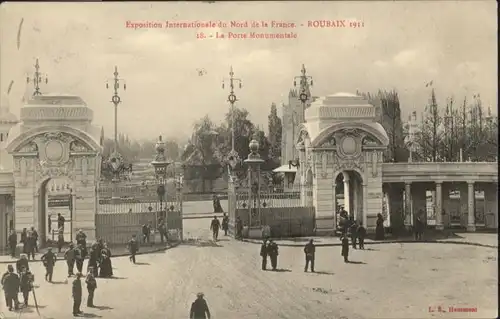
[259,239,280,271]
[7,227,39,259]
[2,228,117,316]
[141,217,169,245]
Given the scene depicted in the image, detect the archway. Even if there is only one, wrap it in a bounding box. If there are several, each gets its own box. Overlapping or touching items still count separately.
[39,177,74,246]
[334,170,364,222]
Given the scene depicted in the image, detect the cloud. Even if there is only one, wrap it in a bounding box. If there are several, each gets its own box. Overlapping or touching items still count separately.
[374,60,388,68]
[393,49,419,67]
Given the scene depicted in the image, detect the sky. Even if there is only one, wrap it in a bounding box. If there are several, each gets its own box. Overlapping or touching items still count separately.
[0,1,497,142]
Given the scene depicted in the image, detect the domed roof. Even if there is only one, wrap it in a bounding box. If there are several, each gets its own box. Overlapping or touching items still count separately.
[20,93,93,123]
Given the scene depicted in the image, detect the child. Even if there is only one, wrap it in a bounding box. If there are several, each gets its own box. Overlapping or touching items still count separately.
[85,267,97,307]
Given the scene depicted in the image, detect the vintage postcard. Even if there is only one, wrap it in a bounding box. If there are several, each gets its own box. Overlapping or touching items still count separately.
[0,1,497,318]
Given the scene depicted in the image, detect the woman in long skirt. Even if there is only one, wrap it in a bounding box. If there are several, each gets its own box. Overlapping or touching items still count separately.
[99,244,113,278]
[87,244,99,277]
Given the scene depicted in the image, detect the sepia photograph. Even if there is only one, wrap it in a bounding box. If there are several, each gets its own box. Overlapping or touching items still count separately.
[0,1,497,318]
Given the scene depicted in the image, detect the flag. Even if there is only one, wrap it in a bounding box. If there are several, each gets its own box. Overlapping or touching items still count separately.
[7,80,14,94]
[425,80,433,87]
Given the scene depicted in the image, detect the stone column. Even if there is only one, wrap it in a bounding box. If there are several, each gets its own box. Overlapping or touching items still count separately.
[332,182,337,227]
[404,182,412,225]
[362,184,368,227]
[435,181,443,230]
[467,181,476,231]
[343,172,350,215]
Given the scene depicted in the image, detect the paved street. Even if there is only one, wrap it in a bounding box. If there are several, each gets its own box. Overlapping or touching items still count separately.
[0,218,497,319]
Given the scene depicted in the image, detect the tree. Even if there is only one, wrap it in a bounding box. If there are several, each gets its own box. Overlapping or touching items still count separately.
[268,102,282,162]
[181,115,222,192]
[361,90,408,162]
[414,88,444,162]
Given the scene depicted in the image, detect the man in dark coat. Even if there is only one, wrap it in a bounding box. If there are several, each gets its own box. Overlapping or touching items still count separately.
[209,216,221,241]
[57,227,65,253]
[57,213,65,231]
[221,213,229,236]
[415,212,424,240]
[350,220,358,249]
[41,247,57,282]
[357,223,366,250]
[75,244,85,273]
[1,265,20,311]
[19,266,34,306]
[16,254,29,274]
[20,228,28,254]
[128,235,139,264]
[158,218,167,244]
[8,230,17,258]
[76,230,88,257]
[72,273,83,316]
[26,231,36,260]
[235,217,243,240]
[64,243,76,277]
[87,244,99,278]
[341,235,349,263]
[190,292,211,319]
[260,239,268,270]
[268,240,279,271]
[375,213,385,240]
[304,239,316,272]
[30,227,39,253]
[142,223,151,245]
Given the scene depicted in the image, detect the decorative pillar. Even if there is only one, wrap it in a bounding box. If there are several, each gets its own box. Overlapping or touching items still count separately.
[467,181,476,231]
[343,172,350,215]
[435,181,443,230]
[151,136,171,232]
[244,139,265,238]
[362,184,368,227]
[404,182,412,225]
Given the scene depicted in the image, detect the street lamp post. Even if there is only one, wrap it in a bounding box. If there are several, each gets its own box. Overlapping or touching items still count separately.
[293,64,313,160]
[244,139,265,238]
[26,58,48,96]
[151,136,171,231]
[222,66,243,170]
[105,66,128,202]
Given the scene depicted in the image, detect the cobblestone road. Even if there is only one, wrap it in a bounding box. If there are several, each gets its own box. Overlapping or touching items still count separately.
[1,218,497,319]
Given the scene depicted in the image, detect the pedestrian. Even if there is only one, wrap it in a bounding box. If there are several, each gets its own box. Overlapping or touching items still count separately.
[304,239,315,272]
[222,213,229,236]
[76,229,87,257]
[8,230,17,258]
[190,292,211,319]
[1,264,20,311]
[87,244,99,278]
[30,227,39,253]
[19,266,34,307]
[268,240,279,271]
[20,228,28,255]
[128,234,139,264]
[48,213,52,234]
[75,244,85,273]
[212,195,219,213]
[72,272,83,316]
[142,223,151,245]
[15,254,29,274]
[158,218,167,244]
[57,213,65,231]
[85,267,97,307]
[57,227,65,253]
[98,244,113,278]
[41,247,57,282]
[64,243,76,277]
[235,216,243,240]
[357,223,366,249]
[260,239,268,270]
[209,216,221,241]
[415,212,424,240]
[350,220,358,249]
[375,213,385,240]
[341,235,349,263]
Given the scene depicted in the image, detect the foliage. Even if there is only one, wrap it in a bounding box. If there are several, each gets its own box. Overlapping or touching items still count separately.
[268,102,282,161]
[361,90,408,162]
[413,88,444,162]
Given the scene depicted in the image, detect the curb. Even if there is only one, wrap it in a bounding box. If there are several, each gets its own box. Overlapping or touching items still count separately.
[242,239,498,249]
[0,242,181,264]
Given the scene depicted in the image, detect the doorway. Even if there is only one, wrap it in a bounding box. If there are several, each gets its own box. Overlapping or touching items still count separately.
[334,170,364,221]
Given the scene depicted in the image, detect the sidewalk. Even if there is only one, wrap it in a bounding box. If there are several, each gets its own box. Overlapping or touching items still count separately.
[0,241,180,264]
[243,232,498,248]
